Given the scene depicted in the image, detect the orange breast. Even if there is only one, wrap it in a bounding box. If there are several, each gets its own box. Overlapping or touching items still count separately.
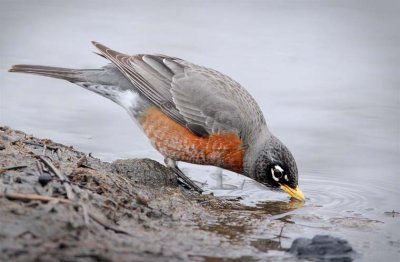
[139,107,245,173]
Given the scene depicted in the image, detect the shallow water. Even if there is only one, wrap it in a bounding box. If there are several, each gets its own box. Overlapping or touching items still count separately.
[1,0,399,261]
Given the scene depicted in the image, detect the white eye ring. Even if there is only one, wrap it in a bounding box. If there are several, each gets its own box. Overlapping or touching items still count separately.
[271,165,284,182]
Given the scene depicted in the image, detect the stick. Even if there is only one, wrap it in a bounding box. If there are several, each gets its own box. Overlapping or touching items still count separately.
[36,160,44,176]
[0,192,70,204]
[0,192,133,236]
[273,223,289,240]
[56,148,62,160]
[23,141,58,151]
[37,156,74,200]
[87,212,133,236]
[42,144,47,156]
[0,165,28,171]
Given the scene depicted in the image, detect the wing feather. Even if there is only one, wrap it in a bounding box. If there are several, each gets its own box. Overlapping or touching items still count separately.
[92,41,266,141]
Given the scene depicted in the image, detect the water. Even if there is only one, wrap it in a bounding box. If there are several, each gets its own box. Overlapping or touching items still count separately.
[1,0,399,261]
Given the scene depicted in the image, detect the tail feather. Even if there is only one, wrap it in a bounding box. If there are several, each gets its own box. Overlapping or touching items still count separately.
[9,61,150,119]
[9,64,85,82]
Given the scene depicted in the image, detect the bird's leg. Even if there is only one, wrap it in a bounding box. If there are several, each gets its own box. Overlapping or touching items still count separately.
[214,168,223,189]
[164,158,203,193]
[211,168,239,190]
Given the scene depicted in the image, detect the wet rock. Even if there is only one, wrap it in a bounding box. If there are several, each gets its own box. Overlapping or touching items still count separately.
[289,235,355,261]
[112,158,178,187]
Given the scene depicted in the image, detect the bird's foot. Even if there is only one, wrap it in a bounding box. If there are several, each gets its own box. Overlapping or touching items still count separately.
[164,158,203,193]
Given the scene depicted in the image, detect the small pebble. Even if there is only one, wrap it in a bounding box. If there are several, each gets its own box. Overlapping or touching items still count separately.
[14,176,23,183]
[38,173,53,186]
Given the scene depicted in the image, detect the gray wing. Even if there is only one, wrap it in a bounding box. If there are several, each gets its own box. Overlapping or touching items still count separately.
[92,42,266,140]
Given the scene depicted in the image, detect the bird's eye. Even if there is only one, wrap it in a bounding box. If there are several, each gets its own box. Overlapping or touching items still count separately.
[271,165,284,182]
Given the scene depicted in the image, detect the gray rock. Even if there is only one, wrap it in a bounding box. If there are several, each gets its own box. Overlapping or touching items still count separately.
[112,158,178,188]
[289,235,356,261]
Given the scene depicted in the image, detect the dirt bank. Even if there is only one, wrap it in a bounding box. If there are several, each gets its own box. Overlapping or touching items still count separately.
[0,126,299,262]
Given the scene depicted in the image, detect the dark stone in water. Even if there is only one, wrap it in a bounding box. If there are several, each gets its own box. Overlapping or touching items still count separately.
[289,235,355,261]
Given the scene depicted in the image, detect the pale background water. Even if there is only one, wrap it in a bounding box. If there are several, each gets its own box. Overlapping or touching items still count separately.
[0,0,399,261]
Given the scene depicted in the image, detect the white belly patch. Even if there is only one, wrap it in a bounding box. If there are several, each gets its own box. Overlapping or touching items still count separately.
[76,82,145,118]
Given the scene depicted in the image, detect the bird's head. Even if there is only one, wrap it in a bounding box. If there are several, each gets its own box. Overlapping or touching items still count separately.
[247,135,305,202]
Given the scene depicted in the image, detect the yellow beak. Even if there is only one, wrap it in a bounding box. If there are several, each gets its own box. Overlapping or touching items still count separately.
[280,184,305,202]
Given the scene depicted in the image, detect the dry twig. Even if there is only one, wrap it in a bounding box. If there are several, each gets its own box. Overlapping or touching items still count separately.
[22,141,58,151]
[0,165,28,174]
[0,191,70,204]
[42,144,47,156]
[87,211,133,236]
[0,191,133,236]
[56,148,62,160]
[36,155,75,200]
[36,160,44,176]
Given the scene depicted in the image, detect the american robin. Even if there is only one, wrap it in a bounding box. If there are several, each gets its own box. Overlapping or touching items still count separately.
[9,42,305,201]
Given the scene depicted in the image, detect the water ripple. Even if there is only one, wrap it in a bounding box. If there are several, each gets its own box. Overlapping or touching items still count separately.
[301,177,383,212]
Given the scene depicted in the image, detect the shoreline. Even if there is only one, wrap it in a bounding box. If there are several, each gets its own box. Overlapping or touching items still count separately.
[0,126,288,261]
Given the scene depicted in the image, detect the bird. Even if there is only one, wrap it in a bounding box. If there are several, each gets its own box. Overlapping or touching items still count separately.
[9,41,305,201]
